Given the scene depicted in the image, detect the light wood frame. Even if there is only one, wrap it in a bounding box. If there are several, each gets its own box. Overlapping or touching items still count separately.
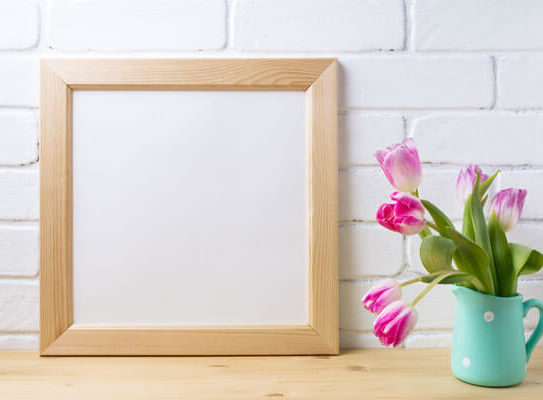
[40,58,338,356]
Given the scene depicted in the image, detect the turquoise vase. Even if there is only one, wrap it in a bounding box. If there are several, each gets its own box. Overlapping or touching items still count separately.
[451,286,543,387]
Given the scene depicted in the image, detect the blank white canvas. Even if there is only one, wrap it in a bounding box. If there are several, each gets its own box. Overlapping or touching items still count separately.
[72,90,308,325]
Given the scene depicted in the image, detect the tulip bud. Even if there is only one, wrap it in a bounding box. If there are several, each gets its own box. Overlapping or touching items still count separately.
[375,138,422,193]
[456,165,489,204]
[490,188,527,232]
[361,279,402,314]
[376,192,426,236]
[373,301,418,347]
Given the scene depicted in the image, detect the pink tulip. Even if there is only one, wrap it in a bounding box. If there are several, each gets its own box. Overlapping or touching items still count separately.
[375,138,422,193]
[490,188,527,232]
[377,192,426,236]
[373,301,418,347]
[456,165,489,203]
[361,279,402,314]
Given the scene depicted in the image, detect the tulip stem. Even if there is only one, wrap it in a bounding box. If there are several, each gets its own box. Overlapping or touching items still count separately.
[426,221,439,232]
[400,277,423,287]
[410,271,460,307]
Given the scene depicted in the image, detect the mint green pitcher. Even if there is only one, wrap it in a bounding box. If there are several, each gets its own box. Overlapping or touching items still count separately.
[451,286,543,387]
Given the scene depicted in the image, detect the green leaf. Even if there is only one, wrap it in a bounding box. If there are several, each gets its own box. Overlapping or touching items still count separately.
[469,173,498,294]
[462,196,475,241]
[510,243,543,277]
[447,228,494,295]
[420,235,456,273]
[421,200,455,238]
[479,169,500,198]
[421,271,481,288]
[488,213,515,297]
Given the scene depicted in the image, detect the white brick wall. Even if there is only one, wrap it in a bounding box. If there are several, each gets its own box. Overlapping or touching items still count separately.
[0,110,38,165]
[233,0,404,52]
[48,0,226,50]
[497,56,543,109]
[0,1,38,50]
[413,0,543,51]
[339,56,494,109]
[1,0,543,350]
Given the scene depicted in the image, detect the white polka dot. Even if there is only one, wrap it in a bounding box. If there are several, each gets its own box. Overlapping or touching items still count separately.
[462,357,471,368]
[484,311,494,322]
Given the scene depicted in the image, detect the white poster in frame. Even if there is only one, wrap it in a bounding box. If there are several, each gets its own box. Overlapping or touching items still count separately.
[40,58,338,355]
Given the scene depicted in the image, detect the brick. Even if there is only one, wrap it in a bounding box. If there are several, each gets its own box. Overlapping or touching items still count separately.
[339,167,391,221]
[0,111,38,165]
[340,56,493,109]
[0,58,38,107]
[339,167,462,221]
[0,167,39,220]
[233,0,403,52]
[0,334,38,350]
[0,1,38,49]
[48,0,225,50]
[498,56,543,109]
[339,280,376,331]
[339,223,403,279]
[418,169,463,220]
[498,170,543,219]
[404,332,452,348]
[414,0,543,51]
[405,325,543,350]
[339,113,404,167]
[411,114,543,165]
[0,280,38,331]
[0,223,39,277]
[339,330,382,349]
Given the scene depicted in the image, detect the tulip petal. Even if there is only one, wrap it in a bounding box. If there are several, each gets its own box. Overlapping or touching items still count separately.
[373,301,418,348]
[392,192,424,218]
[456,165,489,204]
[490,188,527,232]
[361,279,402,314]
[393,216,427,236]
[375,139,422,192]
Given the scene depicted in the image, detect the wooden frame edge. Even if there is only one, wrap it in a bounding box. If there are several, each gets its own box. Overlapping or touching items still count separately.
[307,61,339,354]
[42,58,336,91]
[40,58,338,356]
[40,61,73,355]
[42,325,327,356]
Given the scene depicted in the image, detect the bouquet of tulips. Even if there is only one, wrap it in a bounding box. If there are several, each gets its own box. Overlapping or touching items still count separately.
[362,138,543,347]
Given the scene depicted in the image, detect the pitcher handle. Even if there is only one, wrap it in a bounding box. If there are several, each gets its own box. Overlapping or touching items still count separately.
[523,299,543,361]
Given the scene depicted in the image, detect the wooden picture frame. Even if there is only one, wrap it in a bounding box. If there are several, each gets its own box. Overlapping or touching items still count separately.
[40,58,338,356]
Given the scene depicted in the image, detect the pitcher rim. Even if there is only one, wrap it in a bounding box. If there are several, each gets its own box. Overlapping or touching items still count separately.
[452,285,523,302]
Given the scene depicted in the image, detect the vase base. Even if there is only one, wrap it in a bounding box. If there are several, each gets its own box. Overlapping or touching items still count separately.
[453,373,524,388]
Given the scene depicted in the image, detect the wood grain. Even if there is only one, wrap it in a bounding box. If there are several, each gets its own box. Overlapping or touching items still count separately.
[40,58,338,355]
[43,58,336,91]
[42,325,327,356]
[306,61,339,353]
[1,349,542,399]
[40,62,73,354]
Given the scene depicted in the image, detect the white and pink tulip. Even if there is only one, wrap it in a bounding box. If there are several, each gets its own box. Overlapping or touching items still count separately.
[456,165,489,204]
[375,138,422,193]
[490,188,527,232]
[373,301,418,348]
[361,279,402,314]
[377,192,426,236]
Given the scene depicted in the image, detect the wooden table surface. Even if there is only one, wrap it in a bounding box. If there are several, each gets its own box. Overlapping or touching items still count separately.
[0,348,541,399]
